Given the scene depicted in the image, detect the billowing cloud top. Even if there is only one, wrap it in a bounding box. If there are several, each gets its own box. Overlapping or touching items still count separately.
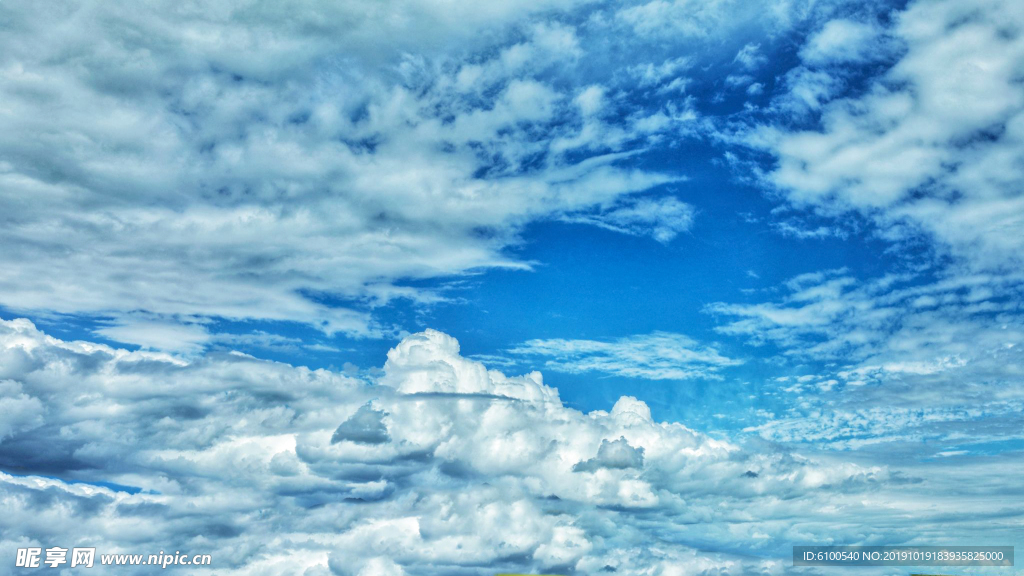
[5,320,1020,575]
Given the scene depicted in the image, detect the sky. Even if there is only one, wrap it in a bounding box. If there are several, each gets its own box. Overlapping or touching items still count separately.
[1,0,1023,574]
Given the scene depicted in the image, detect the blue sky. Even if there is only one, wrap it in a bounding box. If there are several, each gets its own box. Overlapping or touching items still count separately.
[2,0,1024,574]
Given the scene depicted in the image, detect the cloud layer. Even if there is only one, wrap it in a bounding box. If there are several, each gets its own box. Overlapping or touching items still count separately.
[3,0,1024,573]
[0,0,693,347]
[3,320,1021,575]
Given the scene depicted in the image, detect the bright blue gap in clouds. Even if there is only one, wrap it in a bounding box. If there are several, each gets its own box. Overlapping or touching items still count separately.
[6,150,933,436]
[408,157,913,430]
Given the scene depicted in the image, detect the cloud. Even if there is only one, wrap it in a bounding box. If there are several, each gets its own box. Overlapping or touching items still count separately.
[771,219,849,240]
[0,0,921,354]
[0,380,44,441]
[8,319,1009,574]
[744,0,1024,270]
[0,0,690,349]
[747,401,1024,452]
[798,19,884,65]
[628,56,693,89]
[2,0,1023,572]
[615,0,826,41]
[708,268,1024,371]
[332,404,391,445]
[733,43,767,70]
[770,66,846,114]
[560,195,696,243]
[94,319,213,355]
[510,331,740,380]
[709,266,1024,455]
[572,437,644,472]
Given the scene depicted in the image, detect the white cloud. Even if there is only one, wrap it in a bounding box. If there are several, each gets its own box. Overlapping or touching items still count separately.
[747,0,1024,269]
[572,437,645,472]
[2,0,1023,572]
[772,67,845,114]
[0,380,44,441]
[510,330,739,380]
[629,56,692,89]
[94,319,213,354]
[615,0,822,41]
[0,0,916,354]
[561,195,696,243]
[5,319,1002,574]
[733,43,767,70]
[0,1,688,349]
[799,19,884,65]
[709,266,1024,454]
[709,268,1024,369]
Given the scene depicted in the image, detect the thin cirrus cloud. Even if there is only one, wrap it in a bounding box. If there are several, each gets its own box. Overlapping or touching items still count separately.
[3,0,1024,573]
[509,331,741,380]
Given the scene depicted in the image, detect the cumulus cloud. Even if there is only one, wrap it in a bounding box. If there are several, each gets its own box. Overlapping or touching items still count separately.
[4,319,1005,575]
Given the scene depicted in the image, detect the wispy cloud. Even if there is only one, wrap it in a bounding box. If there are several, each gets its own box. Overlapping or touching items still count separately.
[560,196,696,243]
